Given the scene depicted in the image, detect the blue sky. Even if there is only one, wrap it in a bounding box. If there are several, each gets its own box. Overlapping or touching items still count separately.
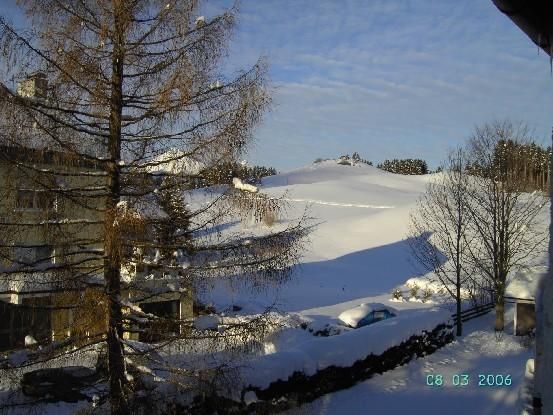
[3,1,552,171]
[207,0,553,170]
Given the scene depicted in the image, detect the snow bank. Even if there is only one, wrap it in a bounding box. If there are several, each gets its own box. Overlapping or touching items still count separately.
[242,307,450,389]
[405,277,471,299]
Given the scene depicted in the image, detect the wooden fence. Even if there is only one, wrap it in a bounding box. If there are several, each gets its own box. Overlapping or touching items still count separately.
[451,302,495,324]
[451,295,535,325]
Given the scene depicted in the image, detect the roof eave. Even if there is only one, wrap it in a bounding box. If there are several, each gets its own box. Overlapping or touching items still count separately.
[492,0,553,57]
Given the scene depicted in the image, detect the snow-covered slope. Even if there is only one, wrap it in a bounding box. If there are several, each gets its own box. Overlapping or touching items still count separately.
[265,161,430,311]
[143,149,204,175]
[262,160,429,262]
[208,160,434,313]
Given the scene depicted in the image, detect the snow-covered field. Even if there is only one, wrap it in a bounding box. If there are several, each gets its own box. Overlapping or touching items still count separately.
[207,160,545,321]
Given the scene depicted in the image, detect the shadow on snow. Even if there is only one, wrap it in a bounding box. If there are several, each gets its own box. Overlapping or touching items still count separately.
[278,231,445,312]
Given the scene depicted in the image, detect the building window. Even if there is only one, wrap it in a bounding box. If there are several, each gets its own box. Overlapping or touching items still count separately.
[15,189,55,211]
[14,245,55,265]
[16,190,35,209]
[14,246,35,265]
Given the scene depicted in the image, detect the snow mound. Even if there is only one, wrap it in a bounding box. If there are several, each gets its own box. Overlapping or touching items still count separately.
[233,177,258,193]
[25,335,38,347]
[506,266,546,299]
[243,390,258,405]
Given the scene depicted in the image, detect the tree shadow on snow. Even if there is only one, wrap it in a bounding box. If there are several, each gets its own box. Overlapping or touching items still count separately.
[279,231,447,312]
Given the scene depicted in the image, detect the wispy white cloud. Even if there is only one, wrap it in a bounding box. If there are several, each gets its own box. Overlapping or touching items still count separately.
[216,0,553,170]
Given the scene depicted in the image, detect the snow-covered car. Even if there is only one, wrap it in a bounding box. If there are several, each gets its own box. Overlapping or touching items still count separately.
[338,303,397,328]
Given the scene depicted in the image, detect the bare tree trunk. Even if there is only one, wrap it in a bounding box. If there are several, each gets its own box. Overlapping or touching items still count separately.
[106,3,128,414]
[105,220,127,415]
[408,149,470,338]
[495,299,504,332]
[456,282,462,336]
[456,220,463,337]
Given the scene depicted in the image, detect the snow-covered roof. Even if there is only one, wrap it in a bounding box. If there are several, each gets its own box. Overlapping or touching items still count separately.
[142,149,204,176]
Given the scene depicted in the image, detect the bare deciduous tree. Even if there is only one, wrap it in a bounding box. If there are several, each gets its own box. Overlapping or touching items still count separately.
[0,2,307,413]
[408,149,474,336]
[409,121,547,335]
[465,120,548,332]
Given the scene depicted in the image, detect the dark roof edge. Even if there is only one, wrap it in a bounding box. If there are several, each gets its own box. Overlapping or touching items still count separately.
[492,0,553,57]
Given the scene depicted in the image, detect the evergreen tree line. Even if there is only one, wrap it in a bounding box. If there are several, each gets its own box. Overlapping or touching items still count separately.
[351,152,373,166]
[466,139,551,192]
[196,161,277,187]
[378,158,429,175]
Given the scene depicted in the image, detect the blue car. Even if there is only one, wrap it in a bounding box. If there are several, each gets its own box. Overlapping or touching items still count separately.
[357,308,396,328]
[338,303,398,328]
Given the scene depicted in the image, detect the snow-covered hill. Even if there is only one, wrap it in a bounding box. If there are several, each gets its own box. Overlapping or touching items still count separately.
[206,160,436,314]
[263,160,428,262]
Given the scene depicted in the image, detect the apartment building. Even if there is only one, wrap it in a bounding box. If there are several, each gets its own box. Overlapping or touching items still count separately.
[0,75,193,349]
